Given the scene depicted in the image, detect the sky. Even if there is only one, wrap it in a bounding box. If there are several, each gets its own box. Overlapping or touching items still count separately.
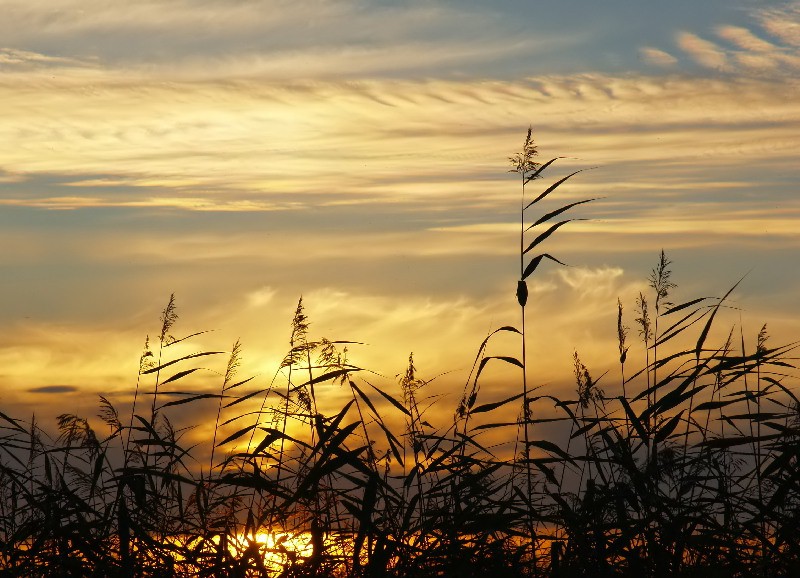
[1,0,799,438]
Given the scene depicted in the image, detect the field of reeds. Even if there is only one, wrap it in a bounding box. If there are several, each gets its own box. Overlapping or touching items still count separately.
[1,130,799,577]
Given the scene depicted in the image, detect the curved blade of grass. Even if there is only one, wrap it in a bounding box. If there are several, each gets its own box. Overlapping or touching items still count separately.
[522,253,566,280]
[474,356,523,384]
[223,387,268,409]
[166,330,213,347]
[216,424,258,447]
[315,400,356,447]
[0,410,26,433]
[760,375,800,405]
[294,367,360,390]
[369,384,411,417]
[350,380,379,417]
[470,391,525,415]
[524,169,586,210]
[570,419,600,440]
[224,376,255,392]
[472,326,521,362]
[523,220,584,255]
[422,443,460,474]
[373,419,404,466]
[663,296,709,316]
[528,198,598,229]
[292,442,367,501]
[524,157,563,184]
[258,427,312,450]
[693,399,737,412]
[619,397,648,441]
[653,411,684,443]
[159,393,221,409]
[141,351,224,375]
[116,466,197,487]
[532,461,559,485]
[761,448,797,478]
[632,354,709,402]
[527,439,576,465]
[654,308,709,348]
[646,383,710,421]
[473,421,521,430]
[251,429,283,456]
[699,433,781,449]
[696,275,746,360]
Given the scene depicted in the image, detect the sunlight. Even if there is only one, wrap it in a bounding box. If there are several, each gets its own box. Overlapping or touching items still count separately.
[176,530,324,572]
[234,530,314,561]
[225,530,354,570]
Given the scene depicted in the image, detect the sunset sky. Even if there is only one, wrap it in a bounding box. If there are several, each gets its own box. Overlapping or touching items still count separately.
[1,0,799,432]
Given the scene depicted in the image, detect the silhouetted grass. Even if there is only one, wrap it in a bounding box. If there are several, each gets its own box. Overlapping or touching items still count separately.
[0,130,798,577]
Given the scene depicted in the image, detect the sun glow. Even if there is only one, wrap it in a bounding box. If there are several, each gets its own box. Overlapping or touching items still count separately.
[220,530,354,571]
[173,530,325,572]
[232,531,314,569]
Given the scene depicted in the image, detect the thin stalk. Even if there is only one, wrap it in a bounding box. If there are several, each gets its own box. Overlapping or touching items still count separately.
[618,298,630,435]
[518,159,536,569]
[209,340,241,477]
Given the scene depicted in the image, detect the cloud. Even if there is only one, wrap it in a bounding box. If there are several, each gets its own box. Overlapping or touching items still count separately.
[0,195,293,212]
[639,47,678,67]
[27,385,78,394]
[711,23,800,74]
[558,267,625,297]
[1,73,798,210]
[0,47,91,68]
[247,287,277,308]
[0,170,24,183]
[676,32,728,69]
[0,0,556,82]
[757,2,800,47]
[655,8,800,78]
[715,25,777,53]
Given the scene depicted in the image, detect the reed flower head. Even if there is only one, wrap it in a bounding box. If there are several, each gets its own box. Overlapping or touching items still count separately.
[617,298,629,364]
[650,250,676,313]
[574,351,603,409]
[508,126,540,176]
[635,292,652,344]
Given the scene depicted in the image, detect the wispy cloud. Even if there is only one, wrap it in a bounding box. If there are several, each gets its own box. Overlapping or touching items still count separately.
[0,0,558,81]
[639,47,678,67]
[0,47,91,68]
[27,385,79,394]
[0,195,295,212]
[676,32,728,69]
[665,4,800,76]
[716,25,779,53]
[757,2,800,47]
[1,74,798,211]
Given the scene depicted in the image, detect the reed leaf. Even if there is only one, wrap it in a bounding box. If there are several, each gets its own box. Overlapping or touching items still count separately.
[529,198,598,229]
[523,170,587,210]
[522,219,584,255]
[141,351,224,375]
[522,253,566,280]
[470,392,525,415]
[369,384,412,417]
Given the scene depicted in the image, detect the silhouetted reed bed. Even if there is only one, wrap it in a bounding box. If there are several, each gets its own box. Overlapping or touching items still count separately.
[1,131,799,577]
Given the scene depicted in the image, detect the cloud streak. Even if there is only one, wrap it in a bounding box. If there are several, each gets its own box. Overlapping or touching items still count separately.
[0,0,558,81]
[1,74,798,212]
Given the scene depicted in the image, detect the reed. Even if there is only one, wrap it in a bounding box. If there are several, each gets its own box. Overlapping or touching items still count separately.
[0,129,797,577]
